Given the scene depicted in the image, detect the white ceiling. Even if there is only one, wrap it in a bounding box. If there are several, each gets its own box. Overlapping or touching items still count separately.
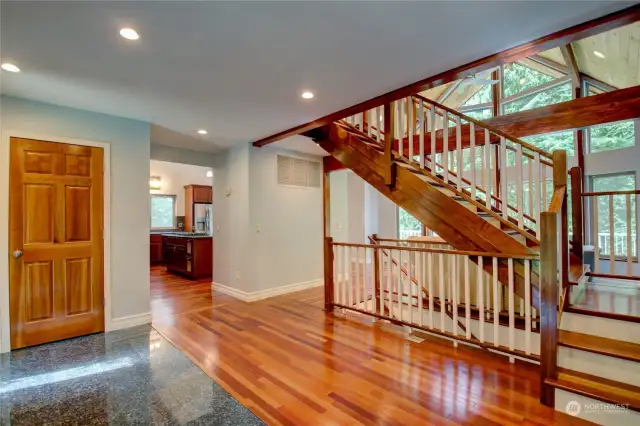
[1,1,634,154]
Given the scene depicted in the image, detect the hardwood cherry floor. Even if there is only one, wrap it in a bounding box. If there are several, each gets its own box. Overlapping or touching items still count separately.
[150,266,592,426]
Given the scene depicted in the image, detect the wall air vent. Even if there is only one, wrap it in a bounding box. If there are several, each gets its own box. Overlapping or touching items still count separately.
[276,154,321,188]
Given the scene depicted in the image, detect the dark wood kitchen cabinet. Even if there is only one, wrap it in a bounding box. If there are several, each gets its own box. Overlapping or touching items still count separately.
[150,234,163,264]
[163,236,213,279]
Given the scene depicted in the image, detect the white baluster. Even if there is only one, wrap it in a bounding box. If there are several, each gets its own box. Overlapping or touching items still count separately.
[355,247,361,309]
[334,245,339,306]
[516,145,524,229]
[456,116,462,190]
[419,99,425,169]
[398,100,405,158]
[452,255,458,337]
[418,251,423,327]
[443,111,449,182]
[534,153,541,234]
[525,259,531,355]
[376,106,382,142]
[627,194,633,275]
[541,164,547,211]
[408,98,414,160]
[464,255,471,340]
[387,250,392,316]
[492,257,499,347]
[500,138,508,219]
[477,256,484,343]
[409,250,414,325]
[398,250,404,322]
[439,253,445,332]
[528,155,534,226]
[508,258,515,355]
[430,107,436,172]
[593,197,600,273]
[609,195,615,272]
[470,123,477,200]
[484,130,491,209]
[349,247,354,307]
[343,246,348,307]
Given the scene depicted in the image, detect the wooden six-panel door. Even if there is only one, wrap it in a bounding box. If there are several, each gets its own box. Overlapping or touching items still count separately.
[9,138,104,349]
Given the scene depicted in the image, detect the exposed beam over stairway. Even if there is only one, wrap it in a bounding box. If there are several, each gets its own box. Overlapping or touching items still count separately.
[253,4,640,147]
[397,85,640,157]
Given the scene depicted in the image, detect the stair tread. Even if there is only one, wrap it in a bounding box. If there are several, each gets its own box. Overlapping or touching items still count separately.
[546,368,640,411]
[558,329,640,362]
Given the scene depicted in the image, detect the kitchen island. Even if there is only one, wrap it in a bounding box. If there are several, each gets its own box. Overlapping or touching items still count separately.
[162,232,213,280]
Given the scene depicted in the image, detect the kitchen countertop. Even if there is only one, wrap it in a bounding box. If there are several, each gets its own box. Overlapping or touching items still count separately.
[161,232,213,239]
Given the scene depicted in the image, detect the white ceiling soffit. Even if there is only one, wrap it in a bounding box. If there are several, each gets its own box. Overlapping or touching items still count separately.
[0,1,634,154]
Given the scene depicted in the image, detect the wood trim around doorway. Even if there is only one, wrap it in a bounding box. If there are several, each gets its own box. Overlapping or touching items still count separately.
[0,131,112,353]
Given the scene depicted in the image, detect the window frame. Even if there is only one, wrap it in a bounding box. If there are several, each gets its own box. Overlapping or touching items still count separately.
[588,172,638,262]
[150,194,177,230]
[396,207,427,239]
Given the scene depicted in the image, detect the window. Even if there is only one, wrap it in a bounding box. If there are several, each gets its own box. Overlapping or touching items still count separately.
[151,194,177,230]
[521,130,575,156]
[590,173,637,258]
[464,85,492,107]
[397,208,423,239]
[502,82,572,114]
[588,120,635,154]
[502,62,555,98]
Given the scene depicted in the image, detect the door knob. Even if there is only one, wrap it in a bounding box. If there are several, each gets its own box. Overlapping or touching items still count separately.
[13,250,23,259]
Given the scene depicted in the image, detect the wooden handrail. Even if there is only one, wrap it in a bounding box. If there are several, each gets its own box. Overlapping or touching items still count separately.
[413,94,554,159]
[374,236,447,244]
[331,241,540,260]
[582,189,640,196]
[547,186,566,213]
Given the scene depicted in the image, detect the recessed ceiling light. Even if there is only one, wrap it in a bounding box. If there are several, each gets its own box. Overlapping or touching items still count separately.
[1,63,20,73]
[593,50,605,59]
[119,28,140,40]
[206,170,213,178]
[197,129,208,135]
[519,78,525,85]
[301,91,314,99]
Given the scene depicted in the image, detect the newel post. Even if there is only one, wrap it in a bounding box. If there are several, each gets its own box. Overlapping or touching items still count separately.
[324,237,334,312]
[372,234,381,313]
[383,102,397,187]
[540,212,559,407]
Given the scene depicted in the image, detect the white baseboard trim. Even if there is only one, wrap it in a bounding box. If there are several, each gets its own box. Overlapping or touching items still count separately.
[213,278,323,302]
[107,312,151,332]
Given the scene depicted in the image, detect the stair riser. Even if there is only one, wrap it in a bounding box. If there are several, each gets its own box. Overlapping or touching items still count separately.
[559,346,640,387]
[561,312,640,344]
[555,389,640,426]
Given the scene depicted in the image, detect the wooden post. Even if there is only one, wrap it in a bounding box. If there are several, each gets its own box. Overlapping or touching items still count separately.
[552,150,569,289]
[540,212,559,407]
[373,234,381,313]
[324,237,334,312]
[383,102,396,187]
[569,167,584,262]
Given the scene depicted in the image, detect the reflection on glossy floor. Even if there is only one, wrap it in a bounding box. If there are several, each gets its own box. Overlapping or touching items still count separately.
[150,266,591,425]
[572,277,640,317]
[0,324,264,425]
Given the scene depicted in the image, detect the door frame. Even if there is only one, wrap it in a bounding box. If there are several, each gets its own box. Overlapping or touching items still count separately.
[0,131,111,353]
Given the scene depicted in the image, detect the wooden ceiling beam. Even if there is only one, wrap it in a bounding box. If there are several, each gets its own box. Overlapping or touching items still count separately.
[399,85,640,156]
[560,44,581,88]
[254,4,640,147]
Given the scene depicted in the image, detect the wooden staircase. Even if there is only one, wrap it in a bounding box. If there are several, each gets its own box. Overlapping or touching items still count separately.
[304,94,564,309]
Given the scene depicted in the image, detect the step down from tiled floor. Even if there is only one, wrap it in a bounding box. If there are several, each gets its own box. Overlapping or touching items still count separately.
[547,368,640,412]
[559,330,640,363]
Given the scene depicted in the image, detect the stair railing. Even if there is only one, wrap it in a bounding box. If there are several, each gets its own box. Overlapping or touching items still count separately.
[340,95,556,241]
[324,236,540,360]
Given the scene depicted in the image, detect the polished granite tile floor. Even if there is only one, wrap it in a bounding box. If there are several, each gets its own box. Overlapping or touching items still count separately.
[0,325,265,425]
